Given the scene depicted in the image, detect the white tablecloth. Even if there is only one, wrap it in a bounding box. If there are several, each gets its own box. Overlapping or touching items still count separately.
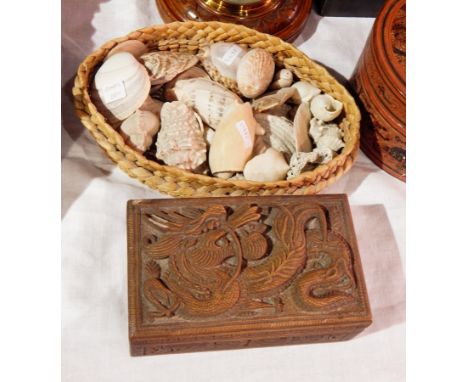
[62,2,405,381]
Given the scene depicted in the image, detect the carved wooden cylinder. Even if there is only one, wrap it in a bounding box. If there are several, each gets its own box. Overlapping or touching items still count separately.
[127,195,372,356]
[351,0,406,181]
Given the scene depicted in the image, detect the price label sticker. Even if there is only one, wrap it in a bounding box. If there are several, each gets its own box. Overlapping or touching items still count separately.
[221,45,244,66]
[235,120,253,149]
[100,81,126,103]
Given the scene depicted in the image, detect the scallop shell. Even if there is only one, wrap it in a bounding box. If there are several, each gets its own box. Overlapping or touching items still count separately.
[164,66,210,101]
[291,81,321,104]
[310,94,343,122]
[139,96,163,117]
[244,148,289,182]
[120,109,160,152]
[270,69,293,90]
[293,103,312,152]
[106,40,148,60]
[171,78,241,129]
[287,148,333,180]
[309,118,344,151]
[141,51,199,86]
[252,87,297,113]
[209,103,258,176]
[92,52,151,124]
[156,101,207,170]
[255,113,296,157]
[237,48,275,98]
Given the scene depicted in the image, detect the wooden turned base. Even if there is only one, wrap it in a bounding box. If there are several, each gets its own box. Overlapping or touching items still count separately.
[155,0,313,42]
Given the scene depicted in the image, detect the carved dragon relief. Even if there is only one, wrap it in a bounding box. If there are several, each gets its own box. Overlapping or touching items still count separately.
[139,203,358,322]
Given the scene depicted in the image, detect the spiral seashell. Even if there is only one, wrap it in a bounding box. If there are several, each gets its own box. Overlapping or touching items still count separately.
[141,51,199,86]
[291,81,321,104]
[170,78,241,129]
[255,113,296,157]
[293,103,312,152]
[237,49,275,98]
[270,69,293,90]
[252,87,296,113]
[106,40,148,60]
[120,109,160,152]
[164,66,210,101]
[287,148,333,180]
[209,103,259,176]
[244,148,289,182]
[156,101,207,170]
[91,52,151,124]
[310,94,343,122]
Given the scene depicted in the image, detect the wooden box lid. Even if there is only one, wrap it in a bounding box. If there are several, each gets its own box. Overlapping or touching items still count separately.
[127,195,372,356]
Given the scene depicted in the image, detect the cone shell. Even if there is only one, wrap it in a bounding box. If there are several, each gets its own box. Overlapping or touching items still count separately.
[120,109,160,152]
[237,49,275,98]
[244,148,289,182]
[252,87,296,113]
[141,51,199,86]
[92,52,151,124]
[106,40,148,60]
[156,101,207,170]
[255,113,296,157]
[171,78,241,129]
[164,66,210,101]
[293,103,312,152]
[209,103,258,175]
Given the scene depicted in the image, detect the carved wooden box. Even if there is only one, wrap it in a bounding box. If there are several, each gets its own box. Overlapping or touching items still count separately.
[127,195,371,356]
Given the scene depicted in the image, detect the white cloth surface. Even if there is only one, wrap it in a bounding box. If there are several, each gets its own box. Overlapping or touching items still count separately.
[62,2,405,381]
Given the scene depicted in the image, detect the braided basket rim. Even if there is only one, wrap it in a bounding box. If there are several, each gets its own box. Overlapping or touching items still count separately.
[72,21,361,197]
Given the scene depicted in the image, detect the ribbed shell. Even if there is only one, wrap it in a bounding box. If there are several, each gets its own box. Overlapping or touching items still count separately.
[237,49,275,98]
[156,102,207,170]
[255,113,296,157]
[141,51,199,86]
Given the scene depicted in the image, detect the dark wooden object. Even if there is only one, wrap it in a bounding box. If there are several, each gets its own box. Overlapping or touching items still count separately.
[127,195,371,356]
[351,0,406,181]
[155,0,313,42]
[315,0,386,17]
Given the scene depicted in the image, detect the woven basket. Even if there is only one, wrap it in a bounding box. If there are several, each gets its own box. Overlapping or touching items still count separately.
[73,21,360,197]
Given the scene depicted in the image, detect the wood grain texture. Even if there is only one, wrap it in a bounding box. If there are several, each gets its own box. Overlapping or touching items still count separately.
[127,195,371,356]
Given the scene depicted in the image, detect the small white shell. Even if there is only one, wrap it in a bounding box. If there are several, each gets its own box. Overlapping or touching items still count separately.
[120,110,160,152]
[287,148,333,180]
[237,49,275,98]
[252,87,296,113]
[209,103,258,176]
[255,113,296,157]
[293,103,312,152]
[92,52,151,124]
[106,40,148,60]
[171,78,241,129]
[309,118,344,151]
[156,101,207,170]
[310,94,343,122]
[291,81,321,104]
[141,51,199,86]
[244,148,289,182]
[270,69,293,90]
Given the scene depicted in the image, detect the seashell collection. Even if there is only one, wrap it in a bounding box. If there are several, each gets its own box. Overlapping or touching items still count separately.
[91,42,347,182]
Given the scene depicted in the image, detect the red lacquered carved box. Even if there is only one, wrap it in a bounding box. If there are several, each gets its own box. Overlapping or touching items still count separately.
[127,195,371,356]
[351,0,406,181]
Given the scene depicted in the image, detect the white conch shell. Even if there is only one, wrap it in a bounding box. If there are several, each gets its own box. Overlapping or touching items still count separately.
[237,49,275,98]
[171,78,241,129]
[164,66,209,101]
[209,103,258,176]
[287,148,333,180]
[141,51,199,86]
[244,148,289,182]
[270,69,293,90]
[255,113,296,157]
[293,103,312,152]
[309,118,344,151]
[156,101,207,170]
[92,52,151,124]
[120,110,160,152]
[106,40,148,60]
[310,94,343,122]
[252,87,296,113]
[139,96,163,117]
[291,81,321,104]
